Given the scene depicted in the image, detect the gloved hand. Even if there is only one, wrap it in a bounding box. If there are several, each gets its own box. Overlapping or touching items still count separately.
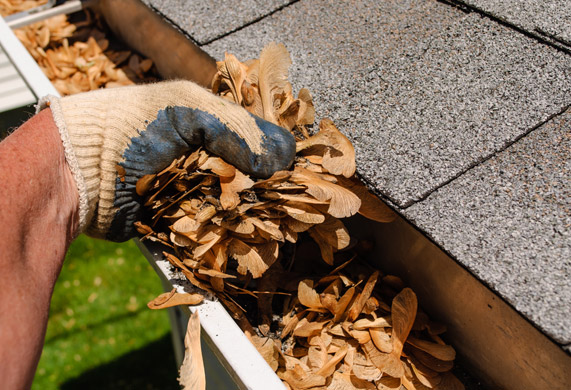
[38,80,296,242]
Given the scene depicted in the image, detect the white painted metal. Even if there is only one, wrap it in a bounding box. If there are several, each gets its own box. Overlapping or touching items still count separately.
[136,240,286,390]
[0,45,36,112]
[0,17,59,103]
[5,0,93,29]
[3,0,55,25]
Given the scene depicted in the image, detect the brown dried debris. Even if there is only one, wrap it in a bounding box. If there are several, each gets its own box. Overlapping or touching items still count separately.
[137,43,461,389]
[0,0,48,16]
[147,288,204,310]
[4,3,158,95]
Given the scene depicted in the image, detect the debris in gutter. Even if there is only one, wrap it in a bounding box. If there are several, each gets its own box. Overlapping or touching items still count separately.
[1,2,159,95]
[0,0,48,16]
[137,43,464,390]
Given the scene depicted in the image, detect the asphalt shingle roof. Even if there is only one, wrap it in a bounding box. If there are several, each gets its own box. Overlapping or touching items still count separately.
[454,0,571,50]
[405,110,571,345]
[142,0,295,44]
[147,0,571,351]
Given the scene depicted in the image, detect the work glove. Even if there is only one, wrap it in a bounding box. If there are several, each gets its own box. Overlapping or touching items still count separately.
[38,80,296,241]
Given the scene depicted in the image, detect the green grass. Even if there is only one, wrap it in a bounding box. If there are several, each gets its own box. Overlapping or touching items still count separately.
[32,235,180,389]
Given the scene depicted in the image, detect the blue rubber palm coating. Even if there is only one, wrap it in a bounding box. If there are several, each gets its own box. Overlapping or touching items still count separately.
[107,106,296,241]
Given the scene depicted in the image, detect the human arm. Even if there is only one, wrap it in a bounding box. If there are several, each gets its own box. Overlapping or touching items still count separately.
[0,108,79,390]
[0,80,295,389]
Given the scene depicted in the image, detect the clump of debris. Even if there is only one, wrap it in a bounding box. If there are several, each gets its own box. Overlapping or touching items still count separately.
[1,1,158,95]
[138,43,464,390]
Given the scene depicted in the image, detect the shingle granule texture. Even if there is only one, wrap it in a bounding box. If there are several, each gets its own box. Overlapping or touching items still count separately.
[204,0,571,208]
[405,110,571,345]
[455,0,571,48]
[142,0,294,44]
[148,0,571,350]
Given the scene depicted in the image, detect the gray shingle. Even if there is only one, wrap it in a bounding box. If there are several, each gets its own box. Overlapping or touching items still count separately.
[204,0,571,208]
[142,0,294,44]
[405,110,571,344]
[455,0,571,49]
[146,0,571,349]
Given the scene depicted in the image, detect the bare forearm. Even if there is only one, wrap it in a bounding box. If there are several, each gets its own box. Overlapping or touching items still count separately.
[0,108,79,390]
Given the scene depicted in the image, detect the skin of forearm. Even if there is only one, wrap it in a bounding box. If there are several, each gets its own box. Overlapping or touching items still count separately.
[0,108,79,390]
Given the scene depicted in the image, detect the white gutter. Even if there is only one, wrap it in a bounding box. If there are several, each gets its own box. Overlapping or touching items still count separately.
[0,16,59,100]
[136,240,286,390]
[5,0,94,29]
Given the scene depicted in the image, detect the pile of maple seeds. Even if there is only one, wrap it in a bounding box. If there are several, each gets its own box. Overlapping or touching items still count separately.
[139,43,464,390]
[1,0,157,95]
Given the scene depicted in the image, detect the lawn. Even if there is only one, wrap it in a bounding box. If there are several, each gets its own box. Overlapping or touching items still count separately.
[32,235,180,389]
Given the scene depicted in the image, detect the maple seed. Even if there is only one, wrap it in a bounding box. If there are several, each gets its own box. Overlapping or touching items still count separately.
[133,42,463,390]
[147,289,204,309]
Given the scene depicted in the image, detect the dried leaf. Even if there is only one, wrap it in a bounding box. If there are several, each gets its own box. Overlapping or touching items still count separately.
[307,337,328,370]
[294,318,329,338]
[134,221,154,236]
[284,217,315,233]
[345,326,371,345]
[278,201,326,224]
[261,191,329,205]
[376,375,402,390]
[228,238,269,278]
[409,358,442,388]
[298,280,325,310]
[196,268,236,279]
[258,42,292,124]
[297,119,356,178]
[309,217,351,250]
[173,216,202,234]
[392,288,418,358]
[297,88,315,125]
[251,217,285,241]
[147,289,204,309]
[163,251,189,271]
[370,327,393,353]
[195,204,217,223]
[200,156,236,177]
[282,310,306,339]
[335,176,396,222]
[410,348,454,373]
[281,364,326,389]
[291,167,361,218]
[254,241,280,269]
[251,335,280,371]
[178,312,206,390]
[333,286,356,323]
[223,52,248,104]
[220,170,254,210]
[406,337,456,361]
[220,217,255,234]
[362,340,404,379]
[252,170,292,188]
[353,317,391,330]
[347,271,379,322]
[315,345,348,377]
[352,350,382,381]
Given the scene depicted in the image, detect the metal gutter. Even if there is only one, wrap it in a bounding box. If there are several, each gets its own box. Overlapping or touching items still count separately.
[135,240,286,390]
[0,16,59,101]
[5,1,95,29]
